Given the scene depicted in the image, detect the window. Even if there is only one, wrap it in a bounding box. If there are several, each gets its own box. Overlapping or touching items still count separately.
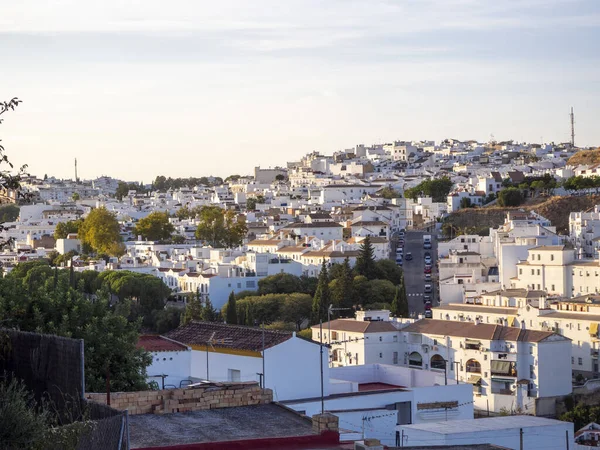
[228,369,241,382]
[579,358,583,366]
[393,352,398,364]
[537,269,540,275]
[379,353,383,359]
[393,335,398,342]
[519,268,523,275]
[551,284,555,291]
[379,336,382,342]
[578,324,581,331]
[537,255,541,261]
[551,255,554,261]
[531,269,535,275]
[529,346,533,354]
[572,357,575,364]
[530,365,535,378]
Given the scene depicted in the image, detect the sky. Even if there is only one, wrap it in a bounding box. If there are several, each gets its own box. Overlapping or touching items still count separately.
[1,0,599,181]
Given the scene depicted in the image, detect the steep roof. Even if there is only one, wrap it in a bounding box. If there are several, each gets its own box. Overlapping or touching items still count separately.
[402,319,566,343]
[137,335,188,352]
[312,319,397,334]
[165,321,294,351]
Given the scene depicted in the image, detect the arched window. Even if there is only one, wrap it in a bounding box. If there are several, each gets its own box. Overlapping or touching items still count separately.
[409,352,423,367]
[466,358,481,373]
[430,354,446,370]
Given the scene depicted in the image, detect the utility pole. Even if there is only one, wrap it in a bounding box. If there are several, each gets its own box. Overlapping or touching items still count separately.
[566,429,570,450]
[520,427,524,450]
[262,324,266,388]
[453,361,460,384]
[570,107,575,147]
[320,319,324,414]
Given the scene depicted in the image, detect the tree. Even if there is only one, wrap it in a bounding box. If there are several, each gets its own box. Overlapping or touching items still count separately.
[182,293,203,325]
[497,187,524,207]
[195,206,247,248]
[355,236,378,280]
[133,211,175,241]
[0,377,50,449]
[280,293,313,331]
[275,174,285,181]
[329,257,354,315]
[404,177,453,202]
[380,187,402,199]
[390,287,400,317]
[0,204,19,222]
[115,181,129,200]
[374,259,402,284]
[398,272,409,317]
[53,220,82,240]
[201,297,219,322]
[312,260,331,323]
[71,192,80,201]
[78,207,124,256]
[364,279,396,306]
[459,197,472,209]
[258,273,302,295]
[246,197,257,211]
[225,291,237,324]
[151,307,181,334]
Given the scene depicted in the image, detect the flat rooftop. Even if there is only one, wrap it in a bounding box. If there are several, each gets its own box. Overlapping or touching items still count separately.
[399,415,568,434]
[129,404,315,448]
[358,382,404,392]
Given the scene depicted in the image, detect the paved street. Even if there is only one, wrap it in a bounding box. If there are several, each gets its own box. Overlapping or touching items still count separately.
[398,230,438,316]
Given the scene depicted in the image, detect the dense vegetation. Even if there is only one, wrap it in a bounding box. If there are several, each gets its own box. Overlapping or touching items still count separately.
[0,261,178,392]
[152,175,224,191]
[404,177,453,202]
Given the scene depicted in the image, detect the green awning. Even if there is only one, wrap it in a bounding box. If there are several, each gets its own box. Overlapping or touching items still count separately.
[491,360,511,374]
[491,377,516,383]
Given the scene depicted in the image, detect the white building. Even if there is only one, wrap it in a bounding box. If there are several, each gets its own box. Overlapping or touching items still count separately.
[400,319,572,416]
[283,363,473,446]
[137,335,193,389]
[397,415,573,450]
[165,321,328,402]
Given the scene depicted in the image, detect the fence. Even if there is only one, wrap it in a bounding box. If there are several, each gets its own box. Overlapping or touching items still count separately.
[0,328,129,450]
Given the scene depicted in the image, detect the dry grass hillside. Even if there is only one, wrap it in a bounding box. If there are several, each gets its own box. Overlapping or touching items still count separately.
[567,148,600,166]
[446,195,600,234]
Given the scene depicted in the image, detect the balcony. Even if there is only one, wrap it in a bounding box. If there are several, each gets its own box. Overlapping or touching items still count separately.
[491,388,515,396]
[491,361,517,378]
[592,349,599,359]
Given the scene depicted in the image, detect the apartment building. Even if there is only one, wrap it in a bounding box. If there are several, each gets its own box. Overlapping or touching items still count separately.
[570,206,600,258]
[433,289,600,377]
[400,319,572,415]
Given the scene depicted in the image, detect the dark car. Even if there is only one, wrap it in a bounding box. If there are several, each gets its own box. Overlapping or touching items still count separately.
[424,310,433,318]
[424,284,432,294]
[405,252,413,261]
[423,294,432,303]
[424,302,432,310]
[424,274,432,282]
[424,266,432,274]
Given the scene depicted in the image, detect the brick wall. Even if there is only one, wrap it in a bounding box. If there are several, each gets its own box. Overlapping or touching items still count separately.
[86,382,273,415]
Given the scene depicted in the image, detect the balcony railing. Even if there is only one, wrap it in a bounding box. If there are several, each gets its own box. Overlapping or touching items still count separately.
[491,388,514,396]
[592,349,599,358]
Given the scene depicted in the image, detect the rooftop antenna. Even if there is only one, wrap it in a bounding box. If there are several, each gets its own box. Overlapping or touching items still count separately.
[570,107,575,147]
[74,158,78,183]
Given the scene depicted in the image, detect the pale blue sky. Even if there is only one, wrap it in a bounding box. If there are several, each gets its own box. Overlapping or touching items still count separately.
[1,0,599,181]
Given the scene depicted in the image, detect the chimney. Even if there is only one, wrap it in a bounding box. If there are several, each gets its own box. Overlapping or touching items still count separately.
[312,413,339,435]
[279,231,284,240]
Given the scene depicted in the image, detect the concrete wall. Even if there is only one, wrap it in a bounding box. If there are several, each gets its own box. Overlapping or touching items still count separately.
[537,339,573,398]
[86,383,272,415]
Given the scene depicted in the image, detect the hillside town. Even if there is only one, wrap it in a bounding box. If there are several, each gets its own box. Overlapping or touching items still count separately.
[5,137,600,449]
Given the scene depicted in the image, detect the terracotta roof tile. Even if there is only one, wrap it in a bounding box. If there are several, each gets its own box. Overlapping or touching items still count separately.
[165,321,293,352]
[137,335,189,352]
[402,319,566,342]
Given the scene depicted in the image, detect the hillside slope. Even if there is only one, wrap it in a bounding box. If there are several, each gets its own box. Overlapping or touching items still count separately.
[567,148,600,166]
[446,195,600,234]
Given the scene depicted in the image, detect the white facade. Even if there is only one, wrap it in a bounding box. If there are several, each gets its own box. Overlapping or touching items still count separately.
[397,416,573,450]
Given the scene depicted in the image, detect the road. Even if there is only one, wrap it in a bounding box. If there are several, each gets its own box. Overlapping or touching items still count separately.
[398,230,438,316]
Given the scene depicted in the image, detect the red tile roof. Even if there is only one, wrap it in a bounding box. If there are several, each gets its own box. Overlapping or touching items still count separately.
[137,335,189,352]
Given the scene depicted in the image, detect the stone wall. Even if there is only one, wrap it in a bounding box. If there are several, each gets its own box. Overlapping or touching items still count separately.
[86,382,272,415]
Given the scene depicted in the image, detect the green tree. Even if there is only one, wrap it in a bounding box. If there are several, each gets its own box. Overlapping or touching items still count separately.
[201,297,219,322]
[0,204,19,222]
[380,187,402,199]
[258,273,302,295]
[497,187,524,207]
[355,236,378,280]
[195,206,247,248]
[375,259,402,284]
[78,207,124,256]
[246,197,257,210]
[329,257,354,315]
[404,177,453,202]
[312,260,331,323]
[459,197,472,209]
[390,287,400,317]
[275,174,285,181]
[152,307,181,334]
[53,220,82,240]
[182,293,203,325]
[280,293,313,331]
[0,377,50,450]
[133,211,175,241]
[364,279,396,306]
[225,291,238,324]
[71,192,80,201]
[398,272,409,317]
[115,181,130,200]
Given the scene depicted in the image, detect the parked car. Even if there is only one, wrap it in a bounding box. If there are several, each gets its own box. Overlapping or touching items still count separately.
[424,265,432,274]
[424,284,432,294]
[405,252,413,261]
[424,310,433,319]
[424,255,432,265]
[424,274,432,282]
[398,239,405,246]
[424,302,432,310]
[396,258,403,266]
[423,294,432,303]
